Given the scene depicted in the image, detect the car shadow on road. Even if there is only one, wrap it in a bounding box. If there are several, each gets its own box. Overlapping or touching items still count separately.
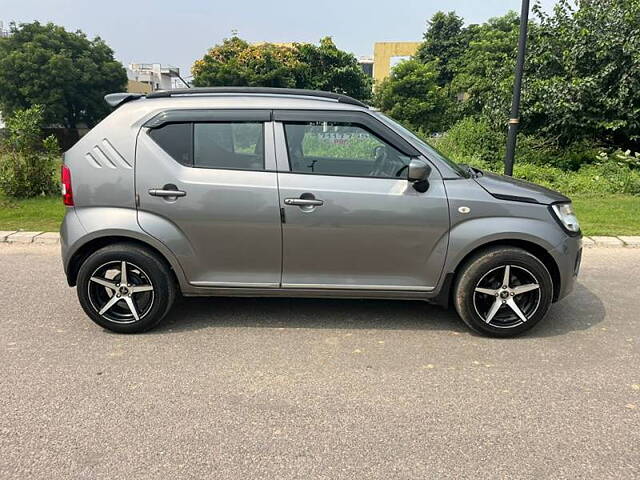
[157,282,605,338]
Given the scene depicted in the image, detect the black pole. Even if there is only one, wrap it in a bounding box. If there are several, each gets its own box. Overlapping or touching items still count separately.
[504,0,530,176]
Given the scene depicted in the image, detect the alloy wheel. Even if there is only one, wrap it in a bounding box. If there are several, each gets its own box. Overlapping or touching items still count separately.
[472,264,541,329]
[87,261,155,324]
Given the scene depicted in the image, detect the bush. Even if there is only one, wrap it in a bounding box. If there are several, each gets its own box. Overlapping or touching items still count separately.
[0,105,60,198]
[465,159,640,196]
[431,116,505,164]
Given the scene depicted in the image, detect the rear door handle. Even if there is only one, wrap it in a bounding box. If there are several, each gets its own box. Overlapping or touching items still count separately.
[284,198,324,207]
[148,188,186,198]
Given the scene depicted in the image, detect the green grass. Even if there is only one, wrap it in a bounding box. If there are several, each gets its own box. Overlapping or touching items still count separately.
[0,193,638,236]
[572,194,640,236]
[0,195,65,232]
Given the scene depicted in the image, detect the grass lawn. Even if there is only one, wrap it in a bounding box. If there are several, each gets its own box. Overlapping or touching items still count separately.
[0,195,65,232]
[0,193,638,236]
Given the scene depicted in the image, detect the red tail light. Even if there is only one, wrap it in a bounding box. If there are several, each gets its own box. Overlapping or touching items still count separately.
[61,165,74,206]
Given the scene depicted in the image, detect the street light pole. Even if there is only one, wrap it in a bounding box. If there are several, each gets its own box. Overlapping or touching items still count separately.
[504,0,530,176]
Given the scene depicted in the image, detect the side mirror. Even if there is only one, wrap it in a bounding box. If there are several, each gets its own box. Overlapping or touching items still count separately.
[407,159,431,192]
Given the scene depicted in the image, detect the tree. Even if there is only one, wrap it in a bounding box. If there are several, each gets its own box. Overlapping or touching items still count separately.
[415,11,467,86]
[294,37,372,101]
[191,37,301,88]
[192,36,372,101]
[374,59,447,134]
[448,12,522,126]
[525,0,640,147]
[0,22,127,128]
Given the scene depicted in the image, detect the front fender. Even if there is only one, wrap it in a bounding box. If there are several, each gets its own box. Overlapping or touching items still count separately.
[443,216,564,275]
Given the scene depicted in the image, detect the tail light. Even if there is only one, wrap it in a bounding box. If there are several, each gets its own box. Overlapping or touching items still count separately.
[61,165,74,206]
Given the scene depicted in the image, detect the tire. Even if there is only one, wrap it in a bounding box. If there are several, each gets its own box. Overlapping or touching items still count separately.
[453,246,553,338]
[76,243,176,333]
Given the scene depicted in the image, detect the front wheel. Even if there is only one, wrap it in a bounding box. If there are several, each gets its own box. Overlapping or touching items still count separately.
[453,247,554,337]
[76,243,176,333]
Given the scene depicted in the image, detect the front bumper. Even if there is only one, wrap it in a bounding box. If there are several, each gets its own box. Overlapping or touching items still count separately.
[548,234,583,301]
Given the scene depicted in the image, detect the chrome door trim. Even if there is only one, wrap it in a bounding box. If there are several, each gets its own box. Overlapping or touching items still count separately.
[281,283,435,292]
[190,281,280,288]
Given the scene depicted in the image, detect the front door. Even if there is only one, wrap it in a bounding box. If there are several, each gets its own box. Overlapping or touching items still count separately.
[135,111,282,287]
[274,113,450,291]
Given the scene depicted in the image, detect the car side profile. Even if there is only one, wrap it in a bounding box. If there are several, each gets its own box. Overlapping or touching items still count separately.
[60,87,582,337]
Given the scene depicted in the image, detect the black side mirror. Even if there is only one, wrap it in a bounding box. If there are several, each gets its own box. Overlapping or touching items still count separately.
[408,159,431,193]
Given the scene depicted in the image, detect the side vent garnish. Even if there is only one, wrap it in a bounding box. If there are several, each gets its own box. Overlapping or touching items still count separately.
[102,138,132,169]
[85,153,102,169]
[91,146,117,169]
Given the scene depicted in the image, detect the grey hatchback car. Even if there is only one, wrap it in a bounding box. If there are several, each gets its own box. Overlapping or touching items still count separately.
[60,87,582,337]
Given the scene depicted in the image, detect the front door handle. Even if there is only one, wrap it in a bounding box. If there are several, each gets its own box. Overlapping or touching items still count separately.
[284,198,324,207]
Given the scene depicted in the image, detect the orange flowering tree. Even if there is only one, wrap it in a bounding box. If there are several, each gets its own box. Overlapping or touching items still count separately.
[192,36,371,101]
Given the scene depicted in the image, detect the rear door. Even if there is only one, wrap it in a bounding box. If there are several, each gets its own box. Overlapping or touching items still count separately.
[274,110,450,291]
[135,110,282,287]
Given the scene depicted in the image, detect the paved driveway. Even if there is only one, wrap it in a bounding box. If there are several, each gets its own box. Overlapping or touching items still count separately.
[0,244,638,479]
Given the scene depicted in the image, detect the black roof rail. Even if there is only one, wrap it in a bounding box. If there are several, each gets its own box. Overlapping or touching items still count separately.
[145,87,369,108]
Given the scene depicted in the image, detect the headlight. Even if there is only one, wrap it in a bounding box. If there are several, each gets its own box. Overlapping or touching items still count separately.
[551,203,580,234]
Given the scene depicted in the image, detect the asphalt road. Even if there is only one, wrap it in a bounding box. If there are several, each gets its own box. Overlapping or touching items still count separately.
[0,244,638,479]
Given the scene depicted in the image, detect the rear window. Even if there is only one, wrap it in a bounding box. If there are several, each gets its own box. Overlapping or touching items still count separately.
[148,122,264,171]
[194,123,264,170]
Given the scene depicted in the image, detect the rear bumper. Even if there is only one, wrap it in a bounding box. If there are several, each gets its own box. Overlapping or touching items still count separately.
[548,234,582,301]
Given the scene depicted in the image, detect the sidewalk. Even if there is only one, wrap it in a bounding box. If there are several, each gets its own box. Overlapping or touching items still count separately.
[1,230,640,248]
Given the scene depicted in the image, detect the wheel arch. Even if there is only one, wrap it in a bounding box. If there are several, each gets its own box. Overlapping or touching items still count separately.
[435,239,561,308]
[66,235,183,291]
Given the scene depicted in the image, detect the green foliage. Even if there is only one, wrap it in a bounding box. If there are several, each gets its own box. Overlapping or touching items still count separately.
[0,22,127,128]
[415,11,466,86]
[430,116,505,163]
[374,59,447,134]
[192,36,372,101]
[384,2,640,153]
[525,0,640,147]
[0,106,60,198]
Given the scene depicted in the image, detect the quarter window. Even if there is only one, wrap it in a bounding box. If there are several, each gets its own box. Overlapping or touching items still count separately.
[148,123,192,166]
[283,122,410,178]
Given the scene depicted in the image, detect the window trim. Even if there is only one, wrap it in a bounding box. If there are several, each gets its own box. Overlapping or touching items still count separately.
[281,119,414,180]
[272,110,421,157]
[143,109,272,129]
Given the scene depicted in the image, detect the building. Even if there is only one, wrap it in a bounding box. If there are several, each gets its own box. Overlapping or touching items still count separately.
[0,21,10,38]
[126,63,186,93]
[372,42,421,84]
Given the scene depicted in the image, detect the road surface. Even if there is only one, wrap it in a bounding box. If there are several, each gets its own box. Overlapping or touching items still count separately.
[1,244,638,479]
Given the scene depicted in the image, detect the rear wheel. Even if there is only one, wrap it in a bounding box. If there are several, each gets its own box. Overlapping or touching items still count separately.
[76,243,176,333]
[453,247,554,337]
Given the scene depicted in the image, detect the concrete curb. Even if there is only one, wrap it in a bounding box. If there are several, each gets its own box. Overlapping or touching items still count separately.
[0,231,639,248]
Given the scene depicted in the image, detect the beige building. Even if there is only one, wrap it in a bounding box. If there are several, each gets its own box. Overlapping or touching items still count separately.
[372,42,421,84]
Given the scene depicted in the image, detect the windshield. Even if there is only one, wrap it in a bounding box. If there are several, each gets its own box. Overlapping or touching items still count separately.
[372,112,470,178]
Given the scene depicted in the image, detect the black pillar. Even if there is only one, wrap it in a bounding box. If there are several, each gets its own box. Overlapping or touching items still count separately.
[504,0,530,176]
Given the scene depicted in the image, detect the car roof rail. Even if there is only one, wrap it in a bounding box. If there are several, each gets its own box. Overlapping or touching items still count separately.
[145,87,369,108]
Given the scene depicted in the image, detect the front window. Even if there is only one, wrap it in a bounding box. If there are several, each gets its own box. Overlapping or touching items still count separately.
[283,121,410,179]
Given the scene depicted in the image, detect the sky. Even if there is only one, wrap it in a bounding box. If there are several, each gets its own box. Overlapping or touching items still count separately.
[1,0,558,79]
